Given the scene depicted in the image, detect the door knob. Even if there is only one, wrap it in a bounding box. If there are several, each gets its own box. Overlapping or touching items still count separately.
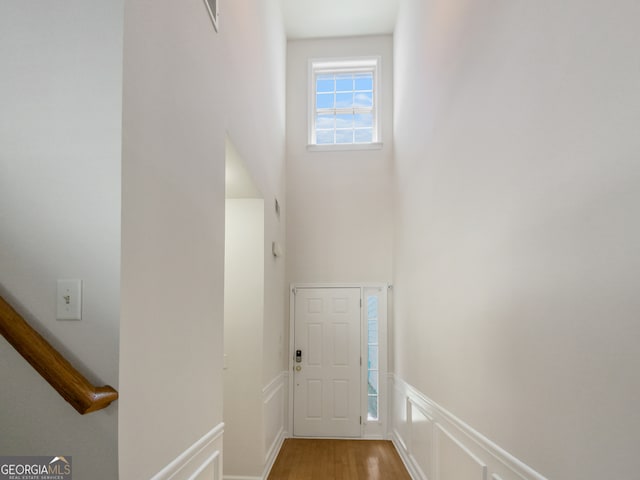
[295,365,302,372]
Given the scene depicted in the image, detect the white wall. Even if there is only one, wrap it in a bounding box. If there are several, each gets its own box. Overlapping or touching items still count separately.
[224,199,265,477]
[120,0,226,477]
[0,1,122,479]
[120,0,287,478]
[286,35,394,285]
[221,0,288,392]
[222,0,289,475]
[392,0,640,479]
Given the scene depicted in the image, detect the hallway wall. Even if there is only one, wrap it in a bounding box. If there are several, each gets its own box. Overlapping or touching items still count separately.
[120,0,225,476]
[286,35,394,286]
[0,2,122,478]
[222,1,288,391]
[120,0,286,478]
[392,0,640,478]
[224,199,265,477]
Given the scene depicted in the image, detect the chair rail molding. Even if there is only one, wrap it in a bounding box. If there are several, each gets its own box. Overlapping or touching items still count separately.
[388,374,549,480]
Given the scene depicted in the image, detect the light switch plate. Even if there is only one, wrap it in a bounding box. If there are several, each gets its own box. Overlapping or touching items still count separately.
[56,279,82,320]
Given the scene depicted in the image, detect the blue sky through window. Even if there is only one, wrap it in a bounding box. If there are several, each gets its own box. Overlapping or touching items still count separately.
[314,70,375,145]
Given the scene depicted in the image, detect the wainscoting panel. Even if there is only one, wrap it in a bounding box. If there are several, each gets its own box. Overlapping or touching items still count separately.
[151,423,224,480]
[392,377,411,452]
[409,399,433,480]
[262,371,289,479]
[389,375,548,480]
[190,453,220,480]
[435,424,487,480]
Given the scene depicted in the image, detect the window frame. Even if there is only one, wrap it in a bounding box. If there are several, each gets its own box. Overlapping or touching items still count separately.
[307,56,382,151]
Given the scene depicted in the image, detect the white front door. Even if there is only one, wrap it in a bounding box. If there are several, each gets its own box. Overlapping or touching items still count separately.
[293,287,361,437]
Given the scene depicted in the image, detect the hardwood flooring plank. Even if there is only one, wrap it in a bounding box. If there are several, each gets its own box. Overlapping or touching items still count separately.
[268,439,411,480]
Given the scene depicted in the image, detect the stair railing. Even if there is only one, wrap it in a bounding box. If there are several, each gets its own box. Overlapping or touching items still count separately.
[0,295,118,414]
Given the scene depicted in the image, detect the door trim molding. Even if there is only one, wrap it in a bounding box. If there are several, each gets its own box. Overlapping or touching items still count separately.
[288,283,389,439]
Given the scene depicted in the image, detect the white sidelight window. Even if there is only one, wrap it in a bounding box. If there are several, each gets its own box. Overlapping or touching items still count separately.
[308,57,381,149]
[362,285,388,438]
[367,294,380,421]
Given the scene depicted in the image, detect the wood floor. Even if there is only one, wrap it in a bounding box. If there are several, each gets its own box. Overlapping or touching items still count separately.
[267,439,412,480]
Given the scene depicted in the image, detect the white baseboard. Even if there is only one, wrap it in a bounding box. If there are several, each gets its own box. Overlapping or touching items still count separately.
[262,428,287,479]
[389,375,549,480]
[391,428,426,480]
[151,422,224,480]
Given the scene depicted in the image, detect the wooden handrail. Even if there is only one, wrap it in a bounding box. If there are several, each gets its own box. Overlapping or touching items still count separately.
[0,295,118,414]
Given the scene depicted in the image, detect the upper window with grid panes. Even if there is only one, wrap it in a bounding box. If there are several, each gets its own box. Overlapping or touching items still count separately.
[309,57,381,149]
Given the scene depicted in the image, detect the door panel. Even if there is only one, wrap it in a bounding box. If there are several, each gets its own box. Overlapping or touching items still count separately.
[293,287,361,437]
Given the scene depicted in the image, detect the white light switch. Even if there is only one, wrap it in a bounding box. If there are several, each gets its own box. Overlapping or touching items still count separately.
[56,279,82,320]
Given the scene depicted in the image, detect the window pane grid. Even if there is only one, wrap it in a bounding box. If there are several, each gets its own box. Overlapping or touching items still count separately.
[367,295,379,421]
[313,69,376,145]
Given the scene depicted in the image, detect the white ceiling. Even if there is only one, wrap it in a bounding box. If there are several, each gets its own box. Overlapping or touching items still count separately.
[280,0,400,39]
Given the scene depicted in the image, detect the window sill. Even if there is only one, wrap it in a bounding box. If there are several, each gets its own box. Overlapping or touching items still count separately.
[306,142,383,153]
